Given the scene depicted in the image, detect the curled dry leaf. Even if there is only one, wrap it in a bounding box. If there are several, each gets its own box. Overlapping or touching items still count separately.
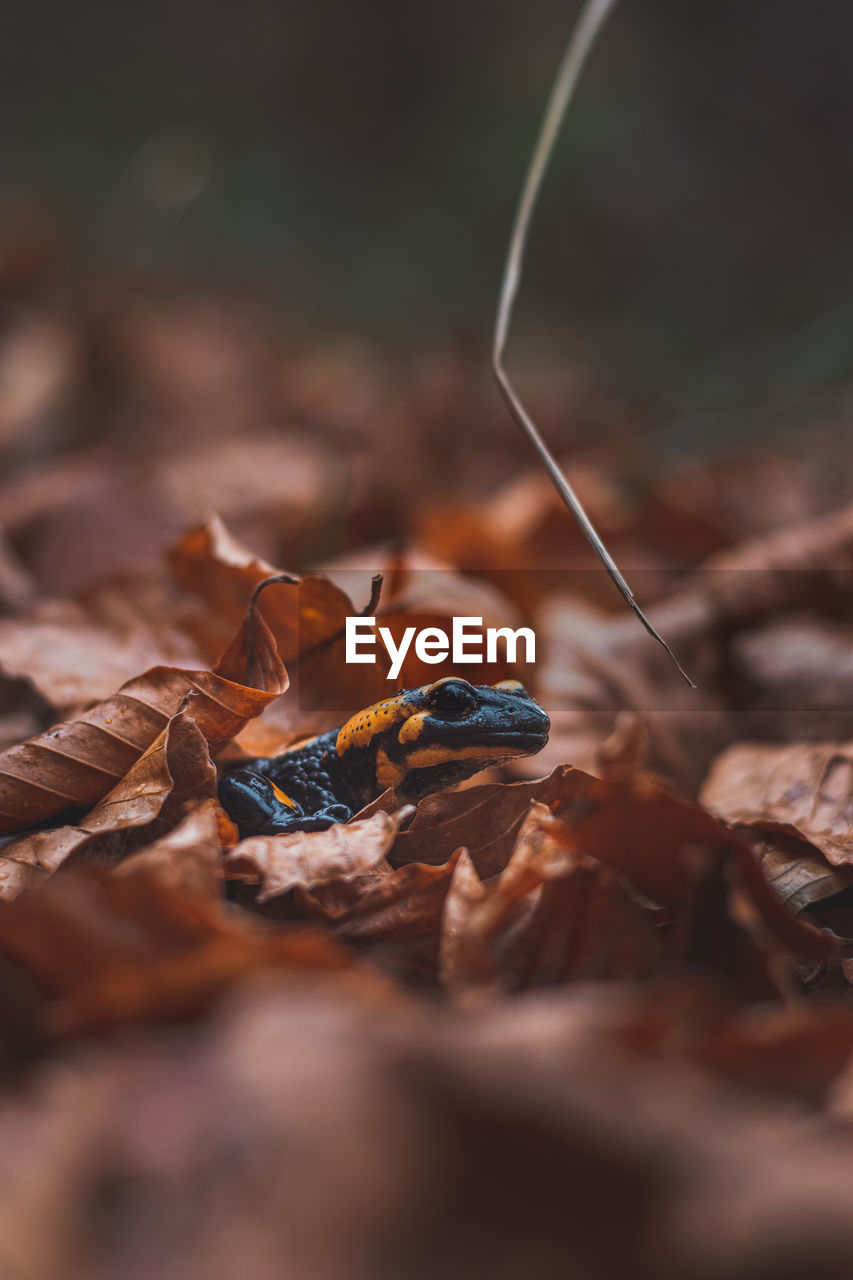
[701,740,853,865]
[170,516,291,632]
[0,602,286,836]
[440,803,660,999]
[393,765,830,966]
[0,864,387,1038]
[115,798,236,897]
[293,854,466,986]
[297,853,464,947]
[751,834,853,915]
[0,709,218,899]
[439,851,490,993]
[172,518,517,725]
[547,766,833,966]
[389,767,595,879]
[172,517,393,723]
[170,516,356,658]
[226,808,412,903]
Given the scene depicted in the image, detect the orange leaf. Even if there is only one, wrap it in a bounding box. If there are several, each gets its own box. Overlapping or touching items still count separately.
[226,809,411,903]
[0,709,219,897]
[0,603,286,836]
[0,864,392,1037]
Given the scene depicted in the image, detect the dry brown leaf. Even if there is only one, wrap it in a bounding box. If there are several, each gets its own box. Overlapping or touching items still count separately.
[225,808,411,903]
[439,851,492,993]
[701,741,853,865]
[297,854,463,947]
[753,835,853,914]
[0,863,388,1037]
[115,798,235,897]
[0,574,207,708]
[172,518,394,719]
[0,603,285,836]
[416,468,646,615]
[172,519,519,723]
[440,804,660,999]
[389,767,594,879]
[170,516,354,653]
[0,709,219,898]
[393,765,830,967]
[547,766,832,965]
[291,854,466,986]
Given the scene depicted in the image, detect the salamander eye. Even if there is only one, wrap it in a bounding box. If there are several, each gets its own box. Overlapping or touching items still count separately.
[428,680,478,719]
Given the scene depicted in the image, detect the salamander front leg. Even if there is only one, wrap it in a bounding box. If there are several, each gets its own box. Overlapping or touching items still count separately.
[218,768,351,837]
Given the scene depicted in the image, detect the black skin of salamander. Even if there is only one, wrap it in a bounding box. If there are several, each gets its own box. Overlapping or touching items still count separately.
[218,678,550,838]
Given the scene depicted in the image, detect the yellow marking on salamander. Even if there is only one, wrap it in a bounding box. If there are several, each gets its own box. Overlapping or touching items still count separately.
[405,742,521,771]
[270,781,299,809]
[376,746,407,790]
[336,694,415,755]
[397,711,429,744]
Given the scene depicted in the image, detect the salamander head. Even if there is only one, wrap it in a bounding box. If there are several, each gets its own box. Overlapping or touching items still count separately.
[335,677,550,805]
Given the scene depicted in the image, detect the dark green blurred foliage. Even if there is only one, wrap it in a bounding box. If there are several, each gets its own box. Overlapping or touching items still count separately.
[2,0,853,450]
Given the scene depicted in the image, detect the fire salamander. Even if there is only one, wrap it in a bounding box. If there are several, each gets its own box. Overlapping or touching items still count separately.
[219,677,550,837]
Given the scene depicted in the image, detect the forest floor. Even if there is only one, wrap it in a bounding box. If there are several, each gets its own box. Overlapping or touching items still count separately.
[0,264,852,1280]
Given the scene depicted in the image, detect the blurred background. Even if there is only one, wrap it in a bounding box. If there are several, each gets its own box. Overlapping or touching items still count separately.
[3,18,853,1277]
[3,0,853,455]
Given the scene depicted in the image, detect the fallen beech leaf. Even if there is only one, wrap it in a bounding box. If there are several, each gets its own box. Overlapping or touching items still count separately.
[515,856,660,987]
[0,864,386,1036]
[0,603,285,835]
[172,518,393,718]
[297,854,463,946]
[115,798,234,896]
[169,516,288,630]
[390,767,594,879]
[546,767,832,965]
[440,804,660,999]
[393,766,829,965]
[439,851,490,992]
[701,741,853,865]
[0,574,207,708]
[173,519,518,722]
[170,516,355,656]
[0,709,218,898]
[226,809,411,903]
[290,854,464,986]
[752,834,853,914]
[416,468,638,615]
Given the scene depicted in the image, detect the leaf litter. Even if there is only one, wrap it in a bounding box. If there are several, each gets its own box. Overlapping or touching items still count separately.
[0,268,852,1275]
